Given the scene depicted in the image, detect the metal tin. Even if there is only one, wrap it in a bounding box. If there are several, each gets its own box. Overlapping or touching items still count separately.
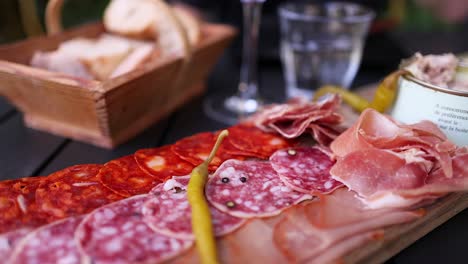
[391,75,468,146]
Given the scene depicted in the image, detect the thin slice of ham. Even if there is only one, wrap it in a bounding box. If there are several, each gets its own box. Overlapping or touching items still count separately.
[248,94,343,146]
[168,216,288,264]
[330,109,468,209]
[273,189,422,263]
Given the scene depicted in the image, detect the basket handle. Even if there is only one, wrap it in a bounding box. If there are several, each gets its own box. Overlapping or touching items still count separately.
[45,0,64,35]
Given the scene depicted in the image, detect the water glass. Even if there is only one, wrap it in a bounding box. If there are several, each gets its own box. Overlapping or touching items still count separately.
[278,2,374,99]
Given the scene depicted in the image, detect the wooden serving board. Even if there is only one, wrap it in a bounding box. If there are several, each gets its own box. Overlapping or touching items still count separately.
[345,193,468,263]
[340,84,468,263]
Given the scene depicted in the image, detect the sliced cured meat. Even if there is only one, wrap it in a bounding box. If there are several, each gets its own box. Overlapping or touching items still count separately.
[206,159,312,218]
[143,176,245,240]
[97,156,161,197]
[273,189,422,263]
[226,125,296,159]
[36,164,123,219]
[329,109,468,208]
[9,216,85,264]
[0,177,47,233]
[172,132,245,171]
[270,147,342,194]
[330,109,455,177]
[330,149,427,197]
[135,146,194,181]
[168,217,288,264]
[249,94,343,145]
[311,230,384,264]
[76,194,192,264]
[0,227,32,260]
[218,217,288,264]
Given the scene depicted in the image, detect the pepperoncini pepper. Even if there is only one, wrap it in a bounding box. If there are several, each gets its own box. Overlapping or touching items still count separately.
[313,70,409,113]
[187,130,228,264]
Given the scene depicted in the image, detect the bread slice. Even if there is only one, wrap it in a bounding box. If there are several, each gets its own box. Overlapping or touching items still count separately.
[31,36,133,81]
[97,34,159,78]
[65,37,132,80]
[103,0,191,59]
[103,0,158,39]
[172,4,202,46]
[110,43,159,78]
[31,50,94,80]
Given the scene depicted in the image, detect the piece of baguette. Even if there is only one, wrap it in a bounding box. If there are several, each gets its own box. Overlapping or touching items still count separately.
[172,5,202,46]
[66,37,132,80]
[35,36,133,81]
[99,34,159,78]
[103,0,191,59]
[110,44,159,78]
[31,50,94,80]
[103,0,158,40]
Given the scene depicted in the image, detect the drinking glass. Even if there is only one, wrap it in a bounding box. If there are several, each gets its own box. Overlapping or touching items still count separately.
[278,2,374,99]
[204,0,266,125]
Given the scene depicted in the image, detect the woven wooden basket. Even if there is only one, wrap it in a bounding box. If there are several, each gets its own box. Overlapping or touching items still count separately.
[0,0,236,148]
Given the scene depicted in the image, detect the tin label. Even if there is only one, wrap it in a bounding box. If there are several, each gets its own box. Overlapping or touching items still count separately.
[391,77,468,146]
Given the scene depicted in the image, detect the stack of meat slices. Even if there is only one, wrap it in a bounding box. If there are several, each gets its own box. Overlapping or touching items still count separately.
[1,100,468,263]
[330,109,468,209]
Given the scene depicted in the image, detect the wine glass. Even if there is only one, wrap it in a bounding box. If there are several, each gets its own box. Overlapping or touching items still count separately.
[204,0,266,125]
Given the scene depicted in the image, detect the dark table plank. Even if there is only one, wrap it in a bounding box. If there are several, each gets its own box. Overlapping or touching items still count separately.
[0,113,66,180]
[393,208,468,264]
[0,97,14,120]
[40,117,171,175]
[161,96,227,145]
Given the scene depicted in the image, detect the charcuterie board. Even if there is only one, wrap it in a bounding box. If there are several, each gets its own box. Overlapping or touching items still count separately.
[1,82,467,263]
[345,192,468,263]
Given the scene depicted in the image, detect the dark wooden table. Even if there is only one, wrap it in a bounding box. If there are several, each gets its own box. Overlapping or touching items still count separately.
[0,53,466,264]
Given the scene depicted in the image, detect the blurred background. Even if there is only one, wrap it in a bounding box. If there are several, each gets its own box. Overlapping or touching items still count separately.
[1,0,467,88]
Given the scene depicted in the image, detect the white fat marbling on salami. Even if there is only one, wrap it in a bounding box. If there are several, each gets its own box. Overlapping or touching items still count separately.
[270,147,343,194]
[9,216,84,264]
[76,195,191,264]
[206,160,312,218]
[0,228,32,261]
[143,176,246,240]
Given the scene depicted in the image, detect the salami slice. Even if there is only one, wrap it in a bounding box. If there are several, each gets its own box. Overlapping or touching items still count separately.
[9,216,85,264]
[0,177,47,233]
[97,156,162,197]
[270,147,342,194]
[76,195,192,264]
[143,176,246,240]
[0,227,32,260]
[172,132,245,171]
[35,164,123,220]
[206,159,312,218]
[135,146,194,181]
[226,125,297,159]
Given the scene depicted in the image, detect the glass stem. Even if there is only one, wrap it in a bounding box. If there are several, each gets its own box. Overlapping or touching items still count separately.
[238,1,263,102]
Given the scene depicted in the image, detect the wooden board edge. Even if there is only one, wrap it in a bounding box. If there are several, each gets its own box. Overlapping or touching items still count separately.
[344,192,468,263]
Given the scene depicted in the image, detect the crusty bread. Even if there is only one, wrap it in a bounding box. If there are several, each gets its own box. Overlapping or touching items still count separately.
[64,36,132,80]
[31,35,135,80]
[31,50,94,80]
[103,0,194,59]
[31,0,202,80]
[172,4,202,46]
[103,0,158,40]
[110,43,159,78]
[98,34,159,78]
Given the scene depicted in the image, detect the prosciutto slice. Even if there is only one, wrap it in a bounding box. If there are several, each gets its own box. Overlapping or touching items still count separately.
[330,109,468,209]
[248,94,343,145]
[273,189,422,263]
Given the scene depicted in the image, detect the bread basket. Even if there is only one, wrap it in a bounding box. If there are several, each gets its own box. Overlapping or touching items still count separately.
[0,0,236,148]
